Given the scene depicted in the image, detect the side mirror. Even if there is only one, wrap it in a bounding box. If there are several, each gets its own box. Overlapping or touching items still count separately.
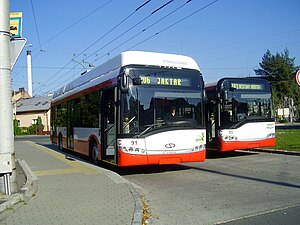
[221,89,228,102]
[120,69,129,93]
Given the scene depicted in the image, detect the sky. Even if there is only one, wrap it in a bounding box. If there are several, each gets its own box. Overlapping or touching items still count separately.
[10,0,300,97]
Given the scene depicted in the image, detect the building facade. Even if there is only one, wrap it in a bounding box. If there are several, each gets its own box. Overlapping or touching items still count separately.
[15,96,52,134]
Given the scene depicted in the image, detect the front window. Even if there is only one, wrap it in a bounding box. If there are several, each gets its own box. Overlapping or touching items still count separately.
[220,90,274,128]
[120,67,204,137]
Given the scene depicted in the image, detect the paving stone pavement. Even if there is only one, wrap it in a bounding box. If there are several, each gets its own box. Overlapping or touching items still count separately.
[0,139,141,225]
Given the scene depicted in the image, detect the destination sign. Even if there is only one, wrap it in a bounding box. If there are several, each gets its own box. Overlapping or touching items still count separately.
[230,83,263,90]
[139,75,191,87]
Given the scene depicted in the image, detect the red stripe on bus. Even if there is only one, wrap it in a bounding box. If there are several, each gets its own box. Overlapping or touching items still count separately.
[118,148,206,166]
[218,137,276,152]
[52,77,118,106]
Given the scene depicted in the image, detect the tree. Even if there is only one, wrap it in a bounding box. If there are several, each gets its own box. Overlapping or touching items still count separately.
[254,48,300,120]
[27,116,44,135]
[13,119,22,136]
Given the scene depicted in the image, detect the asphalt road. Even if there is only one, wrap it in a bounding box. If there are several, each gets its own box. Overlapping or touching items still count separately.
[122,151,300,225]
[14,136,300,225]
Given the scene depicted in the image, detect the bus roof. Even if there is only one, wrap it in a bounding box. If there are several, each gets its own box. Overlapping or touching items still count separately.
[52,51,200,103]
[205,77,269,90]
[119,51,200,70]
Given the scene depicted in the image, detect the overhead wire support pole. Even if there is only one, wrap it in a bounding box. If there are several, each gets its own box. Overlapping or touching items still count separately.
[0,0,15,195]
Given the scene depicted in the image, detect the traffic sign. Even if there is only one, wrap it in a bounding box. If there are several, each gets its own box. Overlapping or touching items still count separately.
[296,70,300,86]
[10,38,26,69]
[10,12,23,38]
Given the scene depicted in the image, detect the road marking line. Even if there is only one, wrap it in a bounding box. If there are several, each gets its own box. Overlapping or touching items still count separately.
[34,168,82,176]
[24,141,100,176]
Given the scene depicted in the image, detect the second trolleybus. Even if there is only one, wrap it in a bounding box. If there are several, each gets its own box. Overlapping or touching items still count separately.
[50,51,206,166]
[205,77,276,152]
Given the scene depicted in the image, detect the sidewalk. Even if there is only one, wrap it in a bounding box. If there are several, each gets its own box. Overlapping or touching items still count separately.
[0,139,142,225]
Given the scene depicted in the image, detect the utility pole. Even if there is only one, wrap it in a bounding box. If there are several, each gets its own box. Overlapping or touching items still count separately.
[0,0,15,195]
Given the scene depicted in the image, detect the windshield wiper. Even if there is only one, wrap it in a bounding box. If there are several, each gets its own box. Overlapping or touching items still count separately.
[137,124,156,138]
[137,122,167,137]
[122,116,136,129]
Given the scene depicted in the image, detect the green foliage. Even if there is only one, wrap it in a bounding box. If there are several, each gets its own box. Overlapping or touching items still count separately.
[13,119,22,136]
[14,116,44,135]
[254,48,300,120]
[274,129,300,151]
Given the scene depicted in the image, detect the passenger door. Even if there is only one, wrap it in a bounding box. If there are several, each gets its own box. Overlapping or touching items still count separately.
[101,87,117,163]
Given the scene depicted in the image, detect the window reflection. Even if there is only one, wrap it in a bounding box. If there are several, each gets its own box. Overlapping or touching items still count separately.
[120,68,204,136]
[221,92,273,128]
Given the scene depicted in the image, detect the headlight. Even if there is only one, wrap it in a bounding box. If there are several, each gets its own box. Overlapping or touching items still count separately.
[193,144,205,152]
[119,146,146,155]
[267,133,275,138]
[220,135,238,141]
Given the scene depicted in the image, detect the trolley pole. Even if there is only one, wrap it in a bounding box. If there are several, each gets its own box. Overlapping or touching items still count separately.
[0,0,14,195]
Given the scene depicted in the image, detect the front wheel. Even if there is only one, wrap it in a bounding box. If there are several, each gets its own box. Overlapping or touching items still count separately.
[89,140,99,164]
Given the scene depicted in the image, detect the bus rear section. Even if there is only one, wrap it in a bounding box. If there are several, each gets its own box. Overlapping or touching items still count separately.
[51,51,206,166]
[206,77,276,152]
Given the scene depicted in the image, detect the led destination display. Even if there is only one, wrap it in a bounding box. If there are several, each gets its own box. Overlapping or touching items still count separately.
[139,75,191,87]
[230,83,263,90]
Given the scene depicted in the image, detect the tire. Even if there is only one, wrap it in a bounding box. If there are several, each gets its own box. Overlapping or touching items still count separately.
[89,140,99,164]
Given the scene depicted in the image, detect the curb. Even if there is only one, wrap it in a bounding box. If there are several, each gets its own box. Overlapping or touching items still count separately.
[17,159,38,201]
[0,159,38,216]
[0,193,24,216]
[250,148,300,156]
[127,183,143,225]
[79,161,143,225]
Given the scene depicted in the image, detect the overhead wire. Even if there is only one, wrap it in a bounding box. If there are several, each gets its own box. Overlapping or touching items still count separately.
[37,0,219,95]
[128,0,219,50]
[74,0,152,62]
[91,0,193,64]
[30,0,113,58]
[34,63,78,96]
[190,28,300,54]
[34,1,152,96]
[38,0,113,51]
[13,1,113,92]
[13,0,44,91]
[201,40,300,64]
[30,0,43,52]
[81,0,172,62]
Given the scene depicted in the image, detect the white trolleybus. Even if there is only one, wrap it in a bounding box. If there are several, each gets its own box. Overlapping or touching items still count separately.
[50,51,206,166]
[205,77,276,152]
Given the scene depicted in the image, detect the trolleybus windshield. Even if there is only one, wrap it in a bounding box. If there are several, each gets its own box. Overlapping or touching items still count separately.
[220,82,273,128]
[120,67,204,137]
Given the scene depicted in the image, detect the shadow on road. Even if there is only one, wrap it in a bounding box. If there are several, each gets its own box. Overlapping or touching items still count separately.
[180,164,300,190]
[206,150,258,159]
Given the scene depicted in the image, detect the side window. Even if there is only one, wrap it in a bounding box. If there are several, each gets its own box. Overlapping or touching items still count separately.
[57,104,62,127]
[88,92,100,127]
[81,92,101,128]
[81,95,89,127]
[74,98,81,127]
[61,102,67,127]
